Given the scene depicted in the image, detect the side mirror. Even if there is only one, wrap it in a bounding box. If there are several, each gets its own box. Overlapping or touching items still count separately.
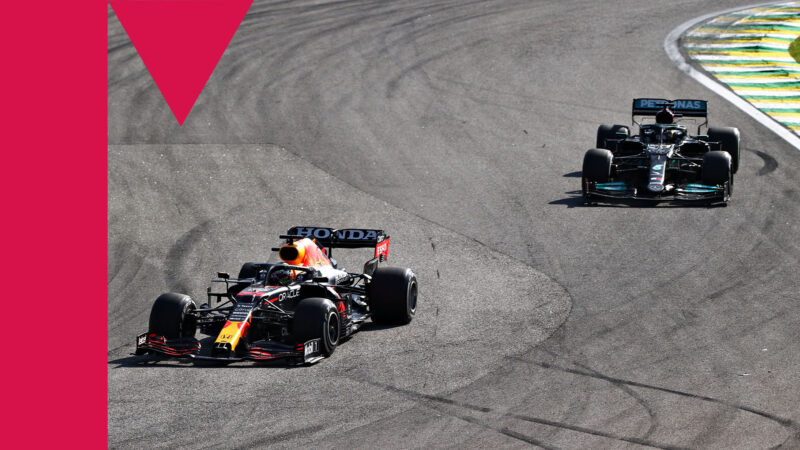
[217,272,230,280]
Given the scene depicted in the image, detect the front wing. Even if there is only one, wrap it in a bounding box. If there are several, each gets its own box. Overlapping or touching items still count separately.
[135,333,324,364]
[583,180,730,203]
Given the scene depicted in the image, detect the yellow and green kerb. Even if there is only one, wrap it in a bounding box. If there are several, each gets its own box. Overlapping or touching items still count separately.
[683,2,800,135]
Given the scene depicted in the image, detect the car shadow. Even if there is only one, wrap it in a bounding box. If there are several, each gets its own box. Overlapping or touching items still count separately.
[356,322,403,332]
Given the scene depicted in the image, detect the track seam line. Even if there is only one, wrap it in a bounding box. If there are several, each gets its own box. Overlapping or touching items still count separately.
[363,380,687,450]
[508,357,798,429]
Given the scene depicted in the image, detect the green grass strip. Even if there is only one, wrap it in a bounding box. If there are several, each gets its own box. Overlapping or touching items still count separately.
[685,36,797,43]
[732,14,800,19]
[728,81,800,87]
[726,23,800,29]
[689,54,799,59]
[705,67,800,72]
[742,95,800,100]
[695,24,800,32]
[686,46,790,52]
[707,70,800,75]
[690,59,798,65]
[696,60,800,65]
[791,36,800,63]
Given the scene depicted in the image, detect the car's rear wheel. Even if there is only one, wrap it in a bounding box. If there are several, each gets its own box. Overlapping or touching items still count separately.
[293,297,340,357]
[596,124,629,150]
[702,151,732,188]
[708,127,740,174]
[148,293,197,339]
[368,267,418,325]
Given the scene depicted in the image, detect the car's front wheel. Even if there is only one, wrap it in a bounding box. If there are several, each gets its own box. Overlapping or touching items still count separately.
[293,297,340,357]
[702,150,732,190]
[148,293,197,339]
[582,148,614,196]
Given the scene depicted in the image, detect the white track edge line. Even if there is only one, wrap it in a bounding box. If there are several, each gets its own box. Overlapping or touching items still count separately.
[664,1,800,151]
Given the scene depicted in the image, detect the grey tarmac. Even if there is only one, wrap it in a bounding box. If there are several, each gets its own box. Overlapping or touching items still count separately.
[108,1,800,448]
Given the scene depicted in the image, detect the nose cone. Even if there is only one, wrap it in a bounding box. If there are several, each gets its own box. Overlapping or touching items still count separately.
[647,183,664,192]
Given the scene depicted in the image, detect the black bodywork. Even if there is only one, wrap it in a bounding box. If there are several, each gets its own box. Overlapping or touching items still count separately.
[197,264,374,363]
[135,226,405,364]
[583,98,737,204]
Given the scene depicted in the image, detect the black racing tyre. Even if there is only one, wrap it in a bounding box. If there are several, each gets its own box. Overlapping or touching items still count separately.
[582,148,613,184]
[596,124,629,149]
[702,151,732,186]
[293,297,340,357]
[708,127,740,174]
[368,267,418,325]
[148,293,197,339]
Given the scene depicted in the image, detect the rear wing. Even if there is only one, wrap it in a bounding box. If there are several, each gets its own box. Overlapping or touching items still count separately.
[632,98,707,117]
[283,226,390,260]
[632,98,708,133]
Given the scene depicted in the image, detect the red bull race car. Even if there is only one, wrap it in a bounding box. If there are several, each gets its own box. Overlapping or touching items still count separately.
[583,98,740,204]
[135,226,418,364]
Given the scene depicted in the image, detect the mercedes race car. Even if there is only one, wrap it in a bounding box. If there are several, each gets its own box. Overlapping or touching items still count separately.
[135,226,418,364]
[582,98,740,204]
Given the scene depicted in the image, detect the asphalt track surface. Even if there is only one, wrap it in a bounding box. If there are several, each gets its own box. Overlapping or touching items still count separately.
[108,1,800,448]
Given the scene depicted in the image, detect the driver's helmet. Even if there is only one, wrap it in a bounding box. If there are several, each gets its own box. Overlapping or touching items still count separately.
[268,269,295,286]
[655,107,674,124]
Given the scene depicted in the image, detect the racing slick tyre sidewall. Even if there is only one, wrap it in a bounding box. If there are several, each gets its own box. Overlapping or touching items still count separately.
[702,151,732,187]
[583,148,614,191]
[368,267,418,325]
[293,297,340,357]
[708,127,740,174]
[596,124,629,150]
[148,293,197,339]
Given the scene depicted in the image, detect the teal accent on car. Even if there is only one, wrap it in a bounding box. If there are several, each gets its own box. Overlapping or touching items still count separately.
[684,183,720,193]
[596,182,629,191]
